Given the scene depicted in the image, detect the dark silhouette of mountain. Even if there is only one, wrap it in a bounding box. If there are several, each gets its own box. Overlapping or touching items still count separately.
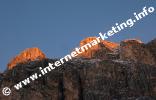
[0,38,156,100]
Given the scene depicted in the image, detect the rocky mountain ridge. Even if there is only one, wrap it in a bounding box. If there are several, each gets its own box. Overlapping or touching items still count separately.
[0,38,156,100]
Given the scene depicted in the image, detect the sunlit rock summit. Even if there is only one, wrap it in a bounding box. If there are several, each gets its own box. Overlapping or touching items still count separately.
[78,37,119,59]
[7,47,46,69]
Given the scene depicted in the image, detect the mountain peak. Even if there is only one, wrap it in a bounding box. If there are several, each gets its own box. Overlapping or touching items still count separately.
[7,47,46,69]
[78,37,119,58]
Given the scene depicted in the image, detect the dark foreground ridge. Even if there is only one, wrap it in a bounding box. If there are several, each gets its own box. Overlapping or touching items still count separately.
[0,38,156,100]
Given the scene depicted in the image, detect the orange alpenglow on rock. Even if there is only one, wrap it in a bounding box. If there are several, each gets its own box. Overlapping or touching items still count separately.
[78,37,119,58]
[7,47,46,69]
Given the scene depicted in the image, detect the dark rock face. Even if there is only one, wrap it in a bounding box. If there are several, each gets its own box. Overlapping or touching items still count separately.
[0,38,156,100]
[0,58,156,100]
[146,38,156,61]
[119,39,156,66]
